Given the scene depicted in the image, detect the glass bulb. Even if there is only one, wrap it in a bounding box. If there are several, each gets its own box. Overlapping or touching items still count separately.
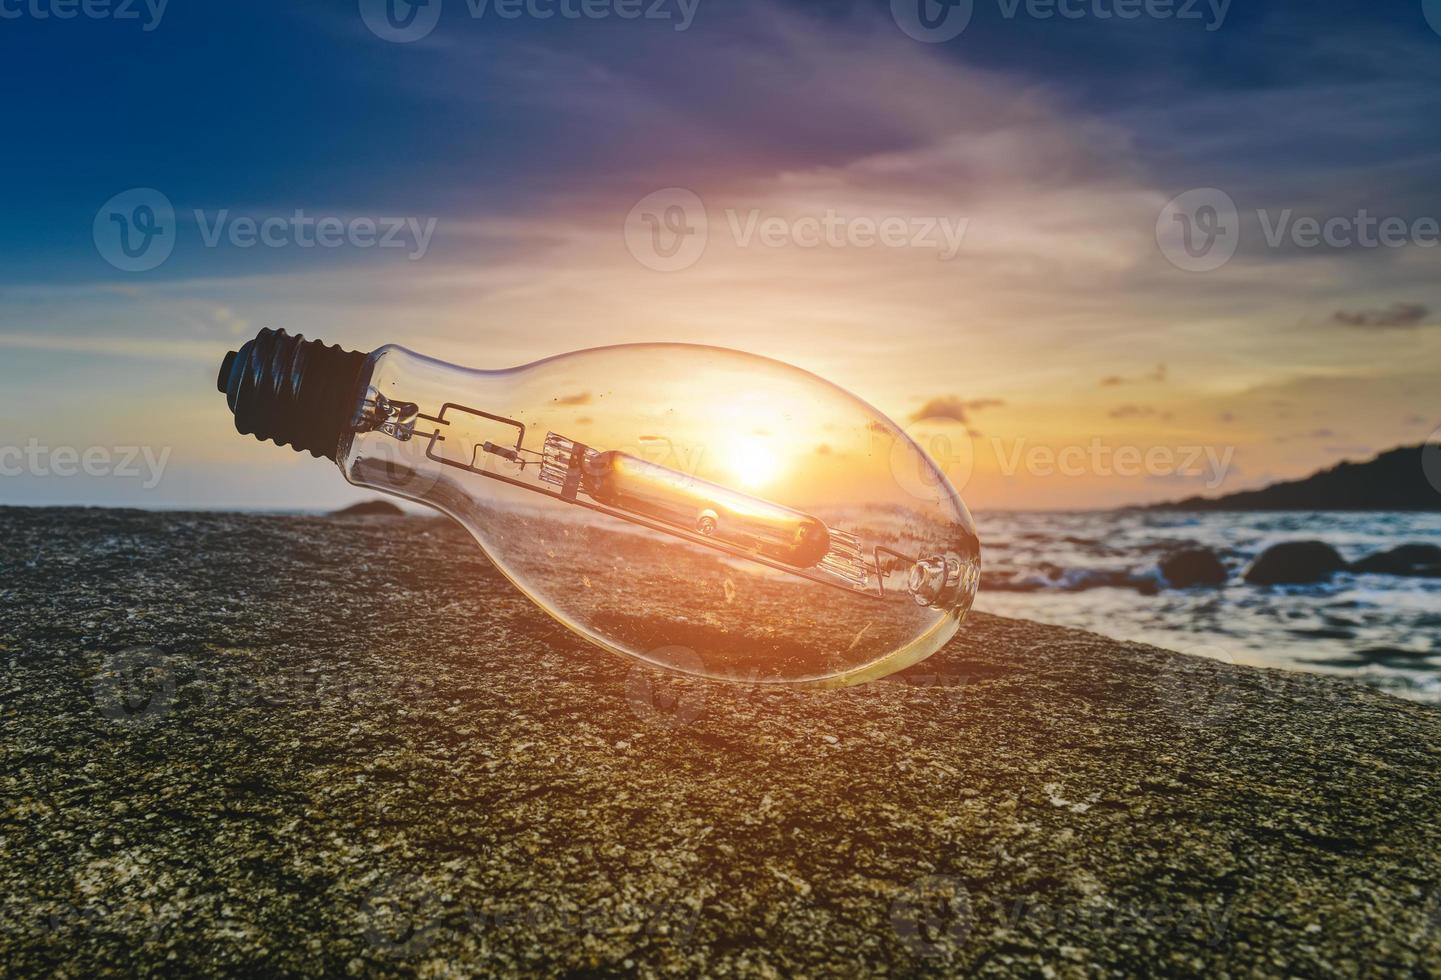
[218,329,981,687]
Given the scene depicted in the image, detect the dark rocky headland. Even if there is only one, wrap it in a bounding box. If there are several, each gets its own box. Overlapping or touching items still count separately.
[2,508,1440,977]
[1148,444,1441,512]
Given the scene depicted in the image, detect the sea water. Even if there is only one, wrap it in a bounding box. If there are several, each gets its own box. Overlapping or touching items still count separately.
[973,510,1441,703]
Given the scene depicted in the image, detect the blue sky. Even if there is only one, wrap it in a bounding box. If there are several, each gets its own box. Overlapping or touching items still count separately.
[2,0,1440,508]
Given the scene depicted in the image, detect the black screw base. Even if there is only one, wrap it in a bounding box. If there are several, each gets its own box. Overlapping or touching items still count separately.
[217,328,371,461]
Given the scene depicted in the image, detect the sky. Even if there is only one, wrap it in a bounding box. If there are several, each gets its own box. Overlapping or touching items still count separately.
[1,0,1440,510]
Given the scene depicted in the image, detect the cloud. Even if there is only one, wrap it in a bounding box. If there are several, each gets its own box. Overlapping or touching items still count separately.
[553,392,592,406]
[0,332,217,362]
[1331,303,1431,329]
[1274,428,1339,443]
[1099,364,1167,387]
[909,396,1006,424]
[1108,404,1157,419]
[911,397,969,424]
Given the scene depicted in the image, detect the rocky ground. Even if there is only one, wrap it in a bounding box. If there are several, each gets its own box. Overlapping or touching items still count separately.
[2,508,1440,977]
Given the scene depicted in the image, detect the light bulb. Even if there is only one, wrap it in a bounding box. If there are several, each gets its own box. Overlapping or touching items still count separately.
[217,329,981,687]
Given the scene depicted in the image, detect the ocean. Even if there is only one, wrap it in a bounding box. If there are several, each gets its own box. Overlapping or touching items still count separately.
[973,510,1441,703]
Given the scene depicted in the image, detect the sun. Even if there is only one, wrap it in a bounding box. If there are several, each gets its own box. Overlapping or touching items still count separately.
[723,434,782,491]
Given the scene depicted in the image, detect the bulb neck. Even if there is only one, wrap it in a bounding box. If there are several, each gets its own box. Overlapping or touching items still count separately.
[217,328,372,461]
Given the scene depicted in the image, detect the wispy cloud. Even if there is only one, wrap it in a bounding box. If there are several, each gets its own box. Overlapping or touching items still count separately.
[0,332,218,362]
[1109,404,1167,420]
[1331,303,1431,329]
[1099,365,1167,387]
[909,396,1006,424]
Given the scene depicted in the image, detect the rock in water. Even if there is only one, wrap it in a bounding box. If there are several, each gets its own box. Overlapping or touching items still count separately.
[330,499,405,517]
[1351,544,1441,578]
[1160,548,1228,588]
[1244,541,1348,585]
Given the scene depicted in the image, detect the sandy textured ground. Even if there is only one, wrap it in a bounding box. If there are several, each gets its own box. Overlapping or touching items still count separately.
[2,508,1440,978]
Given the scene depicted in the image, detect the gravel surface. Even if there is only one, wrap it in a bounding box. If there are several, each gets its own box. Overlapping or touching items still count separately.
[2,508,1440,977]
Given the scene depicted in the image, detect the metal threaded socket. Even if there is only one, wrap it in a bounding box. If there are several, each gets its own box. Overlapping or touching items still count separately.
[217,328,371,461]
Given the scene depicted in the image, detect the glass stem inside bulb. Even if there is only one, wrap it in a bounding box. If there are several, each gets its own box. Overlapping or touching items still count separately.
[538,435,833,569]
[349,386,970,607]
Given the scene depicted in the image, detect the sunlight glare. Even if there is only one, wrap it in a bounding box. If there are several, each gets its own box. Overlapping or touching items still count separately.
[724,434,782,491]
